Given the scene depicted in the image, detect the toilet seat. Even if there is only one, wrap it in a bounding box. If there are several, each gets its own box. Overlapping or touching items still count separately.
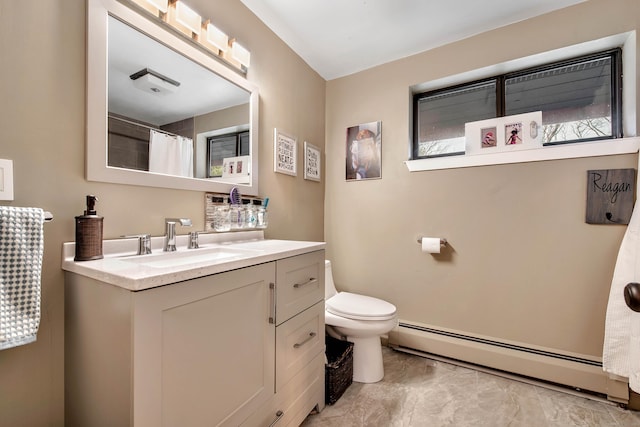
[326,292,396,321]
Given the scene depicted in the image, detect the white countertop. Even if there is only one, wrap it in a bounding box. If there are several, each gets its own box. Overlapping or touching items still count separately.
[62,231,326,291]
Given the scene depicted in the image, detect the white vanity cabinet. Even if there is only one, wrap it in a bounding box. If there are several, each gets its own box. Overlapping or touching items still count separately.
[64,239,325,427]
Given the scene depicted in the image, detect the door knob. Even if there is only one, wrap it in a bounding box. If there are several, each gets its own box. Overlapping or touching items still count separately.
[624,282,640,312]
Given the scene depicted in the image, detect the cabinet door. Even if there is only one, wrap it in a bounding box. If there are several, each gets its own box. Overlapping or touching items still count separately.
[132,262,276,427]
[276,251,325,325]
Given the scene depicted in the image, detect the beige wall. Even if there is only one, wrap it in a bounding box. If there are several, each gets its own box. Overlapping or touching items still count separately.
[2,0,638,424]
[0,0,325,425]
[194,103,250,137]
[325,0,639,359]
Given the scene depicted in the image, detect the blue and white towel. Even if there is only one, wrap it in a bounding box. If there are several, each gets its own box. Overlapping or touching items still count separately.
[0,207,44,350]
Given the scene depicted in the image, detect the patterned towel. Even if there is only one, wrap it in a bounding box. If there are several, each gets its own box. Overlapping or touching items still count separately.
[0,207,44,350]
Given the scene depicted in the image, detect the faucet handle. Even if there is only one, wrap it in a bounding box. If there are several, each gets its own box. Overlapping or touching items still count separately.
[122,234,152,255]
[188,231,199,249]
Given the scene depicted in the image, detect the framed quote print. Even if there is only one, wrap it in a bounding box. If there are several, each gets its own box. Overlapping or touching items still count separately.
[274,128,297,176]
[304,141,321,182]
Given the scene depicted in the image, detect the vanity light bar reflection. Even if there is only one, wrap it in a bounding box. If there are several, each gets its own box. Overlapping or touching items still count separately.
[231,40,251,68]
[130,0,167,15]
[128,0,250,72]
[203,20,229,53]
[168,0,201,36]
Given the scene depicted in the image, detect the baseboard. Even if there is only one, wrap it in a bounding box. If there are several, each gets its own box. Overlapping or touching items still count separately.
[388,320,629,405]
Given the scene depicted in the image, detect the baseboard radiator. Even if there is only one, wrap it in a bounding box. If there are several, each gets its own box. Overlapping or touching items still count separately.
[388,320,629,404]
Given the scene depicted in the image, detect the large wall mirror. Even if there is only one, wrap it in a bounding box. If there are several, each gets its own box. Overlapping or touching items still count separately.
[87,0,259,195]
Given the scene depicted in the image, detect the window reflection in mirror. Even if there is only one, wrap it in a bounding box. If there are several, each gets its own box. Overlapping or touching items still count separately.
[207,130,249,177]
[107,15,251,182]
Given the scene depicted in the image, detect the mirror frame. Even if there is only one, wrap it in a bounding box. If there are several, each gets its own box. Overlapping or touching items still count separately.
[87,0,259,195]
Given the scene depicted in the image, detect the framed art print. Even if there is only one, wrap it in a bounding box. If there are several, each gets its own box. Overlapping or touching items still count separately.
[274,128,297,176]
[304,141,321,182]
[346,121,382,181]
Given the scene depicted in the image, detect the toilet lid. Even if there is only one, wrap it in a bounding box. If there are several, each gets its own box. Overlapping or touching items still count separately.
[326,292,397,321]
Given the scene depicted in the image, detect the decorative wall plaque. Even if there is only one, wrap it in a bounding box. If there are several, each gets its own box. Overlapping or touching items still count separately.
[586,169,635,224]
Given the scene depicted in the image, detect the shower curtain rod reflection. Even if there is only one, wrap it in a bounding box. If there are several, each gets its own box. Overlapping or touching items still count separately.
[108,115,184,138]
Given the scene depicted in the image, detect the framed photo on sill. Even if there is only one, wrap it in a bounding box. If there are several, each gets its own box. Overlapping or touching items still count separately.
[464,111,542,156]
[273,128,297,176]
[304,141,321,182]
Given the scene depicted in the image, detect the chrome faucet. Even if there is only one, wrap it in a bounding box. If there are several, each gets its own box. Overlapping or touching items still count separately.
[164,218,192,252]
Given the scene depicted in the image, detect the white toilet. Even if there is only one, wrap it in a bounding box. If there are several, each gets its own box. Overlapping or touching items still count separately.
[324,260,398,383]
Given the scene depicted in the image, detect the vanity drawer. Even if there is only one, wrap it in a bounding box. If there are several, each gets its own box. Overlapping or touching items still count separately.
[276,250,324,325]
[276,301,324,391]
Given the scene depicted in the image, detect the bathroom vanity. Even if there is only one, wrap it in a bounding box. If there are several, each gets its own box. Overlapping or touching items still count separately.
[62,231,325,427]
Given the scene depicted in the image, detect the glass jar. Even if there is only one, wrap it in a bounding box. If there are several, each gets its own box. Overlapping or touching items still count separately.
[212,203,231,232]
[229,204,245,230]
[256,206,268,229]
[244,203,258,229]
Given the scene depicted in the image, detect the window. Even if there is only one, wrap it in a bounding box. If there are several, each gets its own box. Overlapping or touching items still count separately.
[413,49,622,159]
[207,131,249,177]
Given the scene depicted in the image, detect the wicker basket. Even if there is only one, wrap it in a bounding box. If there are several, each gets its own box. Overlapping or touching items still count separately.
[325,335,354,405]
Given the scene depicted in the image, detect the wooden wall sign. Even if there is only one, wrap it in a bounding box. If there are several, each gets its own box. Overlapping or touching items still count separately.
[586,169,635,224]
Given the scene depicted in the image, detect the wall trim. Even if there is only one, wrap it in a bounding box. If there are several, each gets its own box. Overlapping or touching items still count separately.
[405,137,640,172]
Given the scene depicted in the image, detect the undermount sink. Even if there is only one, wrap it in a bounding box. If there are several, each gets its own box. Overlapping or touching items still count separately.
[120,246,261,269]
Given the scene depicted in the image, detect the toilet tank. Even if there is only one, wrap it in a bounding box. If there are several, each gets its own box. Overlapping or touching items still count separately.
[325,260,338,300]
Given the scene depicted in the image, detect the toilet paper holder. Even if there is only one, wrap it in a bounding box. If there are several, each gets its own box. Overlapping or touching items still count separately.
[416,237,447,247]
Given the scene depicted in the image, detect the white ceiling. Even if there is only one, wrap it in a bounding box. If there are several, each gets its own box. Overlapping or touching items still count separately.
[240,0,587,80]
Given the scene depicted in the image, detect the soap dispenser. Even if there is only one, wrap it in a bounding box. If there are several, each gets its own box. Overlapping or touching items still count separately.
[74,195,104,261]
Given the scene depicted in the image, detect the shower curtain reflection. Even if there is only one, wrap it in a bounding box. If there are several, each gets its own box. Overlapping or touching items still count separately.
[149,129,193,177]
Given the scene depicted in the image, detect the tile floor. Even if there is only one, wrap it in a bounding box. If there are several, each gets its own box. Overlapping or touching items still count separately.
[301,347,640,427]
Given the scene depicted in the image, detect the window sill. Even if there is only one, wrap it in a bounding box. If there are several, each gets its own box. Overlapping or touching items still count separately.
[405,137,640,172]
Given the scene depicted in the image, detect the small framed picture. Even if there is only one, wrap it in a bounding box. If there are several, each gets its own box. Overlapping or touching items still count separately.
[274,128,297,176]
[304,141,321,182]
[481,127,497,148]
[505,122,523,145]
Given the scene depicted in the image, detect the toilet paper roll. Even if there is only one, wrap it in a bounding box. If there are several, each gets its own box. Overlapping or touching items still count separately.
[421,237,441,254]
